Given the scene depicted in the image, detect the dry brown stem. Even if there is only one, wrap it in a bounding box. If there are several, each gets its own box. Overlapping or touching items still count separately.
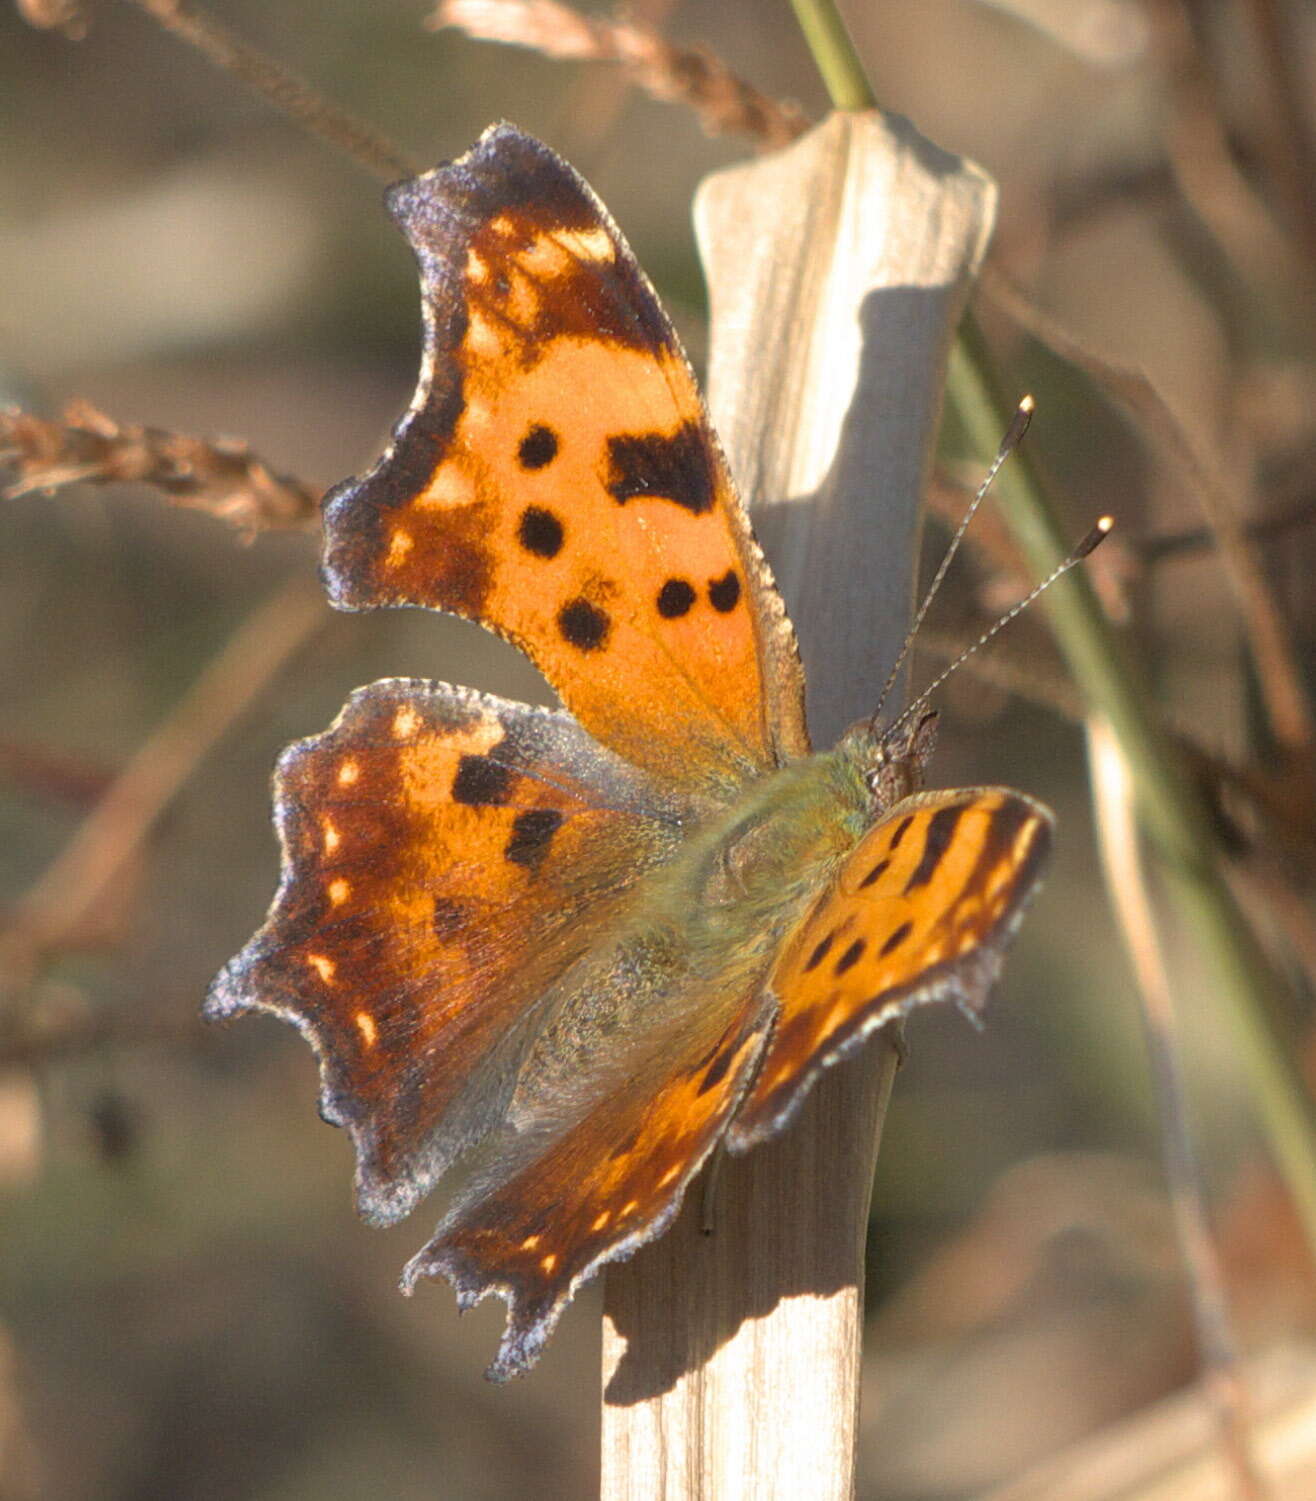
[14,0,89,37]
[0,740,115,809]
[1139,494,1316,563]
[2,574,326,979]
[125,0,418,181]
[1145,0,1315,309]
[431,0,810,149]
[1235,0,1316,271]
[2,402,321,537]
[981,269,1315,754]
[1089,720,1270,1500]
[0,981,204,1070]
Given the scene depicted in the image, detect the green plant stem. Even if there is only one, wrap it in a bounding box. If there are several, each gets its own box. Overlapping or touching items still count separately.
[949,319,1316,1251]
[790,0,1316,1264]
[787,0,875,111]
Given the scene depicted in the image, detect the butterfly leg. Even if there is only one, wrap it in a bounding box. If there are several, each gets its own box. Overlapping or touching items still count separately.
[699,1140,728,1236]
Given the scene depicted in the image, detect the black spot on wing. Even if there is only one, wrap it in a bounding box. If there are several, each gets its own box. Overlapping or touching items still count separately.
[518,424,558,469]
[505,808,564,868]
[657,578,696,618]
[605,423,715,515]
[452,754,513,806]
[707,569,741,613]
[903,806,966,894]
[879,920,913,957]
[557,598,611,651]
[697,1042,737,1096]
[834,939,866,975]
[518,506,564,558]
[888,815,915,851]
[859,857,890,889]
[803,932,835,973]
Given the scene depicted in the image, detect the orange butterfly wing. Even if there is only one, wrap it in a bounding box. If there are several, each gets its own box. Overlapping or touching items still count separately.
[405,987,773,1380]
[728,789,1053,1152]
[206,678,682,1224]
[212,125,1060,1382]
[323,123,807,796]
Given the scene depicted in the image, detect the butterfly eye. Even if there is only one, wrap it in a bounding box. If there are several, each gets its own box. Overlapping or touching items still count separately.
[866,743,925,808]
[865,763,899,804]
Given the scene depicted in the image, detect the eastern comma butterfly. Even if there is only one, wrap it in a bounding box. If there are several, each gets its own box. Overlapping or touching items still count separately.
[207,123,1052,1380]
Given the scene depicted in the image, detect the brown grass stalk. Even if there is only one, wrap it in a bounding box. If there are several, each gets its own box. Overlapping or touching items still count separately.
[123,0,419,181]
[1088,718,1271,1500]
[981,270,1315,755]
[1144,0,1315,309]
[1235,0,1316,270]
[431,0,810,148]
[3,574,326,978]
[2,402,321,537]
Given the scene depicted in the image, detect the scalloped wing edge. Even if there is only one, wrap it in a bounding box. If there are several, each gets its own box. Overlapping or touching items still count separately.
[319,120,809,769]
[398,1002,777,1382]
[203,676,620,1229]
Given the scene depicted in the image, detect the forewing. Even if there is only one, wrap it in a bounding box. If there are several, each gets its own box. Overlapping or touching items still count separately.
[728,789,1052,1151]
[206,679,682,1225]
[322,122,808,796]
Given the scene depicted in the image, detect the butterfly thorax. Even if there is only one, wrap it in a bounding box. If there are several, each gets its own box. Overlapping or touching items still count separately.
[655,711,933,942]
[663,740,883,967]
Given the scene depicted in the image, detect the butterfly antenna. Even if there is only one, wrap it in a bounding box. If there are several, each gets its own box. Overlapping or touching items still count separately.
[889,513,1114,739]
[869,395,1036,732]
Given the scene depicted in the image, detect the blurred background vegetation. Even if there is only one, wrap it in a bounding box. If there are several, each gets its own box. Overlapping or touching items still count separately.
[2,1,1314,1496]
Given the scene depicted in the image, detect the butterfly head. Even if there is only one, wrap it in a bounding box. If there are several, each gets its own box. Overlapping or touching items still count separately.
[843,708,939,813]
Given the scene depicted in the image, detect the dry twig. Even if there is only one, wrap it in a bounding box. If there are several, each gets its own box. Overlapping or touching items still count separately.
[2,574,326,980]
[2,402,321,537]
[1235,0,1316,271]
[124,0,419,180]
[14,0,89,37]
[1144,0,1315,310]
[1138,493,1316,564]
[16,0,422,181]
[431,0,810,149]
[0,740,115,809]
[0,981,205,1071]
[1089,720,1270,1500]
[981,269,1315,754]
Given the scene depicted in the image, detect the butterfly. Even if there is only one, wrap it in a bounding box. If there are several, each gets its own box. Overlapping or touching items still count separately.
[206,122,1052,1381]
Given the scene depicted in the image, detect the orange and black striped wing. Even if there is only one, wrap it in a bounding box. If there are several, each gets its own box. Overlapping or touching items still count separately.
[728,789,1052,1151]
[322,123,807,797]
